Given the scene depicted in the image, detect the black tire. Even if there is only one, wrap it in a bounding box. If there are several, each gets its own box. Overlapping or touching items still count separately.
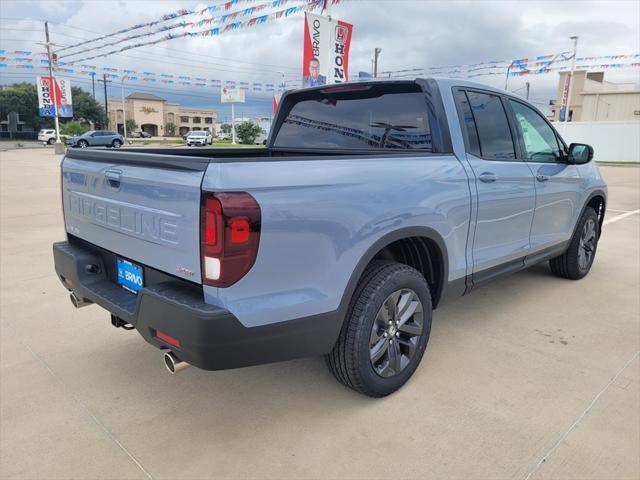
[47,138,55,145]
[78,140,88,148]
[112,140,122,149]
[325,261,432,397]
[550,207,599,280]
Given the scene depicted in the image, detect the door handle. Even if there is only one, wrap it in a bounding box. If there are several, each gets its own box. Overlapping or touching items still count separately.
[105,169,122,189]
[536,173,550,182]
[479,172,498,183]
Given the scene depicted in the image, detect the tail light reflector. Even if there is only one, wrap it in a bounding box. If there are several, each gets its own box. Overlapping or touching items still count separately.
[156,330,181,348]
[200,192,261,287]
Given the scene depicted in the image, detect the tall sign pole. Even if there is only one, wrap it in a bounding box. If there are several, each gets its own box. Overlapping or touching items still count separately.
[44,21,63,153]
[562,35,579,134]
[231,103,236,144]
[121,77,127,139]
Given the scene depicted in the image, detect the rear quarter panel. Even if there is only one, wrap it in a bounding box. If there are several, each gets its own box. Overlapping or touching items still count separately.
[202,155,472,327]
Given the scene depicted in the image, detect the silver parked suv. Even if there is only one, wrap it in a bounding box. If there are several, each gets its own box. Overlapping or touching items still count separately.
[66,130,124,148]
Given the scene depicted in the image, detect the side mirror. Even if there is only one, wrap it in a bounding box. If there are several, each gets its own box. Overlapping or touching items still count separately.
[568,143,594,164]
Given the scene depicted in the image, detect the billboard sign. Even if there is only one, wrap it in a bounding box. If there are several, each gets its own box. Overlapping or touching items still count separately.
[302,13,353,88]
[37,76,73,117]
[221,87,245,103]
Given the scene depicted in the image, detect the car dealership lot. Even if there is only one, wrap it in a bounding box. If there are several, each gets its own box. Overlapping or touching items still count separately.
[0,149,638,480]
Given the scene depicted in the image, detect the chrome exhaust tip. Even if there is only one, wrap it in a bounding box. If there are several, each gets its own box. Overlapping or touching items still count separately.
[70,292,92,308]
[163,351,190,374]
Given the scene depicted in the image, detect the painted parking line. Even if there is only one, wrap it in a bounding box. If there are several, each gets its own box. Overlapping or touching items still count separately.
[604,209,640,225]
[607,208,634,213]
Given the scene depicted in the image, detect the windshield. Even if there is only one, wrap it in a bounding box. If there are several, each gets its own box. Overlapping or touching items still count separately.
[273,84,432,150]
[190,131,207,136]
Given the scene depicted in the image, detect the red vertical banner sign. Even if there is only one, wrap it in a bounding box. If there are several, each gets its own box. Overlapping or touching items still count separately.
[302,12,352,88]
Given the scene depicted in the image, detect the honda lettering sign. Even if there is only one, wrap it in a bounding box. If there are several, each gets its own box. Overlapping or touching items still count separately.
[37,76,73,117]
[302,12,353,88]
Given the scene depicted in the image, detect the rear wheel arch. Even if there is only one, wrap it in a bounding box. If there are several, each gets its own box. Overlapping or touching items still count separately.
[585,192,606,234]
[339,228,448,316]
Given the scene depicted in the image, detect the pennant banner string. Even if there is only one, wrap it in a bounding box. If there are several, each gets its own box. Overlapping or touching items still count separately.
[58,0,309,60]
[55,0,252,53]
[64,0,326,64]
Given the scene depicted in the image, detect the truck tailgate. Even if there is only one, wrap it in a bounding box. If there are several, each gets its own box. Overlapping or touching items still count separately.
[61,151,207,283]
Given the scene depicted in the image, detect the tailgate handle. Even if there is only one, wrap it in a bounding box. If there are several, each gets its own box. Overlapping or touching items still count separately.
[105,169,122,189]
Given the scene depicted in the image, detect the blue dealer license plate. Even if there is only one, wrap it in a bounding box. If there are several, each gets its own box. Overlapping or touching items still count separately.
[117,258,144,294]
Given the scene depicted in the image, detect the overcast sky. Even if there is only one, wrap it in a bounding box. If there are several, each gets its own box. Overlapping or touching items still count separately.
[1,0,639,119]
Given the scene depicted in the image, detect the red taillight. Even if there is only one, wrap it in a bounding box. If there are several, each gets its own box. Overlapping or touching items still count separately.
[156,330,181,348]
[200,192,261,287]
[229,217,250,244]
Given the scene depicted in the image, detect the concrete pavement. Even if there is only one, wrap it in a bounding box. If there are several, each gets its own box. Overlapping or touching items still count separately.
[0,149,638,479]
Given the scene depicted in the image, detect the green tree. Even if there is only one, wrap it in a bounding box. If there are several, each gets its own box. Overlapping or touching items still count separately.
[165,122,176,136]
[70,86,104,125]
[125,118,138,133]
[60,121,89,136]
[0,83,52,131]
[220,123,232,136]
[0,83,105,132]
[235,121,263,144]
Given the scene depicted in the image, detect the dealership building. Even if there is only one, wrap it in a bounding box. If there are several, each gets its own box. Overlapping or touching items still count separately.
[106,92,218,137]
[550,70,640,122]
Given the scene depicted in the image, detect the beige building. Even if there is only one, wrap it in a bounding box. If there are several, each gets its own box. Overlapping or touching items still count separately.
[107,92,217,137]
[551,70,640,122]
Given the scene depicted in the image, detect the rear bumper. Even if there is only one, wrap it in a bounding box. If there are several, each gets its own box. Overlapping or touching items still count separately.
[53,240,340,371]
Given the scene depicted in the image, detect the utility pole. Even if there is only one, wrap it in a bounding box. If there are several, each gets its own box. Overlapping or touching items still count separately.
[98,74,111,128]
[373,48,382,78]
[91,72,95,99]
[43,21,64,153]
[563,35,579,133]
[525,81,530,100]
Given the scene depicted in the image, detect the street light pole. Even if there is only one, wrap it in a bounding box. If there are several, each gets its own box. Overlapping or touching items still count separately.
[43,21,64,153]
[562,35,579,133]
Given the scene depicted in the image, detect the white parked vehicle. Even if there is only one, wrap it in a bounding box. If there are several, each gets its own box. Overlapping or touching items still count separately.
[186,130,212,146]
[38,129,57,145]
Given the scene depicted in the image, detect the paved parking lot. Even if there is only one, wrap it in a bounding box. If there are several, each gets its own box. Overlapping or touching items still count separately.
[1,148,638,480]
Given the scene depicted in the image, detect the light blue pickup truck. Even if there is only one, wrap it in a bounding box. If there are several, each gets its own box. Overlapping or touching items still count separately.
[53,79,607,397]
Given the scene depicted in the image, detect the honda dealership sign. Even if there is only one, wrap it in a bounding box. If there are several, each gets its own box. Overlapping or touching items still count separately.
[302,13,353,88]
[37,76,73,117]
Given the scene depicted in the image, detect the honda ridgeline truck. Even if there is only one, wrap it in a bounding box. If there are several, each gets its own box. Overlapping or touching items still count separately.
[53,79,607,397]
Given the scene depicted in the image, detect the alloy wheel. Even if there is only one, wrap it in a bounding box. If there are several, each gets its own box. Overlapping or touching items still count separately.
[369,288,423,378]
[578,218,596,271]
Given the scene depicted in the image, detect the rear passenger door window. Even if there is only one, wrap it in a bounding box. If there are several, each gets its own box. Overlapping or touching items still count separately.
[465,91,516,160]
[508,99,562,163]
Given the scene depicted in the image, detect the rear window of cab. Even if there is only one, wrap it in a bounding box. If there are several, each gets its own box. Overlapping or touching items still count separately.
[274,84,433,151]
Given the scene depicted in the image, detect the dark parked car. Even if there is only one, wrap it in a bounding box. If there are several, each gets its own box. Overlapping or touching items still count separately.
[138,131,152,138]
[66,130,124,148]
